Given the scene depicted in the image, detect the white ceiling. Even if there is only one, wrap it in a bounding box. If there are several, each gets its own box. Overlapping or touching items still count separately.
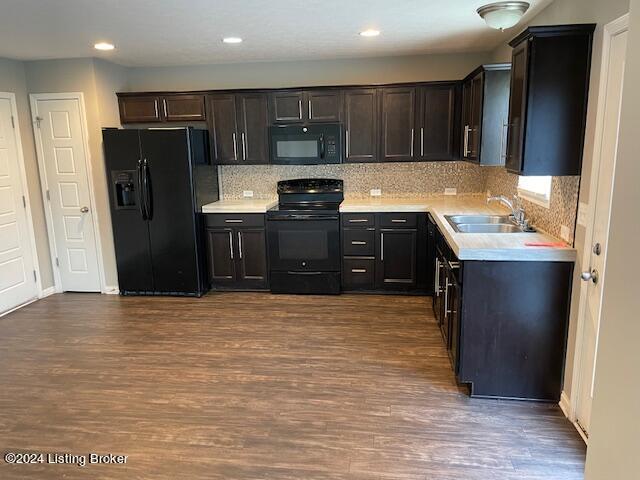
[0,0,554,67]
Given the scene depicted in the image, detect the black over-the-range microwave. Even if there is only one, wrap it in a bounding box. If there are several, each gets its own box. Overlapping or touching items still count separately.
[269,123,343,165]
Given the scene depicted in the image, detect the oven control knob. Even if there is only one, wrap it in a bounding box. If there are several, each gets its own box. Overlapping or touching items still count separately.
[302,261,307,266]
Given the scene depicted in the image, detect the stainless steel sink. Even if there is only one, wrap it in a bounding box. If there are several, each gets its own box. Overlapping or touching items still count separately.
[446,215,513,225]
[445,214,526,233]
[454,224,524,233]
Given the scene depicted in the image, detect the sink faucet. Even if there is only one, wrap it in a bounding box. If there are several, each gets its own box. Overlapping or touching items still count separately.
[487,194,527,227]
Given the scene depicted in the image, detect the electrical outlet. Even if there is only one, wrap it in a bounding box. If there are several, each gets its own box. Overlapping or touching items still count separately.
[242,190,254,198]
[577,202,589,226]
[370,188,382,197]
[444,188,457,196]
[560,225,572,242]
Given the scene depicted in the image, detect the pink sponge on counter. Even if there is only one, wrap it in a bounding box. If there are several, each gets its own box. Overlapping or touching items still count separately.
[524,242,567,248]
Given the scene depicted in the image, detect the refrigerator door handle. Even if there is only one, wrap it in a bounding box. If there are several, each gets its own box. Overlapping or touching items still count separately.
[143,158,153,220]
[137,159,147,220]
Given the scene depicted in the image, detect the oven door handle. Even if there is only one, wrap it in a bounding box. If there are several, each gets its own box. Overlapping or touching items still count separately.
[319,134,325,159]
[269,215,339,221]
[286,271,324,275]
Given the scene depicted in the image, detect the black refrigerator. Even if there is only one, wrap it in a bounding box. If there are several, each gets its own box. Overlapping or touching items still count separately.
[103,128,219,296]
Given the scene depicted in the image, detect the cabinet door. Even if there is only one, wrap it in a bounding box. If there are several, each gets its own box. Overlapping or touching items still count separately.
[236,93,269,164]
[377,229,417,288]
[270,91,304,123]
[207,94,239,164]
[468,73,484,162]
[206,229,236,285]
[417,84,457,161]
[306,90,342,122]
[461,81,472,159]
[505,40,529,173]
[236,228,267,288]
[118,95,163,123]
[344,89,379,163]
[380,87,416,162]
[161,94,206,121]
[448,275,461,374]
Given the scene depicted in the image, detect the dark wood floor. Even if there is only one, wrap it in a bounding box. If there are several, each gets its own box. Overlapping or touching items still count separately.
[0,293,585,479]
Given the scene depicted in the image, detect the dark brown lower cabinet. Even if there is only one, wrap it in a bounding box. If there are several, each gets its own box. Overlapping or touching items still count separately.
[205,214,268,290]
[429,216,573,401]
[341,212,429,294]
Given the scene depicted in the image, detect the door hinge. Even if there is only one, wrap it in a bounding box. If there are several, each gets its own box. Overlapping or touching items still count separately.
[11,116,15,129]
[22,195,26,208]
[33,270,37,282]
[34,116,42,128]
[46,190,50,201]
[55,257,59,267]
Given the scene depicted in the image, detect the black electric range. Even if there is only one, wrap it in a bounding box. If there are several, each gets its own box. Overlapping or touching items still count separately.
[266,179,343,294]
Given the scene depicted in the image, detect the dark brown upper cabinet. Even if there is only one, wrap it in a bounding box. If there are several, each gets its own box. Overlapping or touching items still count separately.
[344,88,379,163]
[505,24,595,176]
[118,94,205,123]
[162,94,206,121]
[380,87,416,162]
[207,93,269,165]
[270,89,342,124]
[415,83,460,161]
[118,95,163,123]
[235,94,270,164]
[461,64,511,166]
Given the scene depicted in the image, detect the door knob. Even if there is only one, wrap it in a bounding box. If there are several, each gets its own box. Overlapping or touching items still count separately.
[80,206,89,213]
[581,269,599,284]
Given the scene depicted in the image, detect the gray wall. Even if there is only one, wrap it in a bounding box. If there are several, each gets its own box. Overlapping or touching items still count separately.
[585,0,639,476]
[126,52,489,91]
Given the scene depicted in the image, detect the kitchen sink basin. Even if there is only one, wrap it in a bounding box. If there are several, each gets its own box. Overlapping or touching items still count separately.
[454,223,524,233]
[446,215,513,225]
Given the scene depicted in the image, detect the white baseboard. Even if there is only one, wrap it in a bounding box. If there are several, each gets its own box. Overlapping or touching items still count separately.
[39,286,56,299]
[559,391,572,419]
[102,285,120,295]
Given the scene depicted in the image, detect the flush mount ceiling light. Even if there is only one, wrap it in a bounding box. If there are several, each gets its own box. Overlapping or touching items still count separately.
[222,37,243,44]
[359,29,381,37]
[477,2,530,31]
[94,42,115,51]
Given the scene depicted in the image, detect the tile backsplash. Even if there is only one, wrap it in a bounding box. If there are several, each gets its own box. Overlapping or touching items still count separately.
[219,162,580,243]
[484,166,580,243]
[219,162,486,199]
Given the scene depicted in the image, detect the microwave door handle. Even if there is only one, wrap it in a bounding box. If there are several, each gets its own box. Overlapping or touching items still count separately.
[319,134,325,159]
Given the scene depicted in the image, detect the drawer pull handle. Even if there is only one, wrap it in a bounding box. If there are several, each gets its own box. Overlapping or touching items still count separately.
[351,241,367,245]
[224,219,244,223]
[351,269,367,273]
[349,219,369,223]
[391,219,407,223]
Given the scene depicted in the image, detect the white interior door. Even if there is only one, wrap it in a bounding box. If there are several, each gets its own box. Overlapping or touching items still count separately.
[0,95,38,314]
[575,23,628,437]
[31,95,101,292]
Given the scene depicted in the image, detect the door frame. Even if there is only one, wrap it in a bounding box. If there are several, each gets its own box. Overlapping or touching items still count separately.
[0,91,43,301]
[563,13,629,442]
[29,92,107,293]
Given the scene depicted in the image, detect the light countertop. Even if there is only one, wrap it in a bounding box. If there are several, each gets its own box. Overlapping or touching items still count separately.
[341,196,576,262]
[201,198,277,213]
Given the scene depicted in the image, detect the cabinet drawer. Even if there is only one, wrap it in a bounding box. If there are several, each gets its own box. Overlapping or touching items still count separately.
[343,258,375,290]
[342,213,375,227]
[343,229,375,256]
[205,213,265,228]
[378,213,417,228]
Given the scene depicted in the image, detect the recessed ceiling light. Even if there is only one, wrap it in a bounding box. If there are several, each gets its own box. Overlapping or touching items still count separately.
[222,37,243,44]
[94,42,115,51]
[360,29,381,37]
